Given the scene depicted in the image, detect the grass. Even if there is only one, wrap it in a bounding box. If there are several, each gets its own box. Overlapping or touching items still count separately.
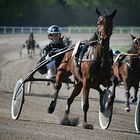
[110,45,129,53]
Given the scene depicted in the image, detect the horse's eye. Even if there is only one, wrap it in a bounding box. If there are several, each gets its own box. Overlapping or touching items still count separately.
[134,38,137,42]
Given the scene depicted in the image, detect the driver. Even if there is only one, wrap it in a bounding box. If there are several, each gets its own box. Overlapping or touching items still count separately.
[42,25,66,80]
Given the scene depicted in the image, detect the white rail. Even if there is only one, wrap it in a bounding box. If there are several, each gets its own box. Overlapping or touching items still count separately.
[0,26,140,35]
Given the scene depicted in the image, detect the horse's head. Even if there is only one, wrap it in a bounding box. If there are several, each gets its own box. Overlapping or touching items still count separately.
[96,8,117,40]
[128,34,140,54]
[130,34,140,47]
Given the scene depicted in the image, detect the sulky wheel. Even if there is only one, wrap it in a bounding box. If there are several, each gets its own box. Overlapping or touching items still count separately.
[11,79,24,120]
[135,93,140,133]
[99,89,113,129]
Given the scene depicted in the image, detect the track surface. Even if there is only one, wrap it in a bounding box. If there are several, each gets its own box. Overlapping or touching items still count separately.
[0,34,140,140]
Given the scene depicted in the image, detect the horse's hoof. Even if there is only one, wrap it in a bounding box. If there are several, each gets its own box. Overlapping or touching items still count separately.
[82,123,93,130]
[47,101,56,114]
[61,117,71,126]
[47,106,54,114]
[61,117,79,126]
[125,107,130,112]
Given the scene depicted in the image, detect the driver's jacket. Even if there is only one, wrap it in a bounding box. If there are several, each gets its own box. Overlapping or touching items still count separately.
[43,40,66,67]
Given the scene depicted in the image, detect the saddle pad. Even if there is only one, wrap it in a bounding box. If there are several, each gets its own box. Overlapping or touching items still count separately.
[82,46,95,61]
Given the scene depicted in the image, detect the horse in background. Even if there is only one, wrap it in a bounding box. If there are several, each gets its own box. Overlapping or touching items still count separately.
[20,33,40,58]
[112,34,140,112]
[48,8,117,129]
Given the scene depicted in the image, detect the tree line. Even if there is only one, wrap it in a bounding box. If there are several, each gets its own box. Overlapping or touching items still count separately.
[0,0,140,26]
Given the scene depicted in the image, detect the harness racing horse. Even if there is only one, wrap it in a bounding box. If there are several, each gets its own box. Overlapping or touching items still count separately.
[112,34,140,112]
[20,35,39,58]
[48,8,117,129]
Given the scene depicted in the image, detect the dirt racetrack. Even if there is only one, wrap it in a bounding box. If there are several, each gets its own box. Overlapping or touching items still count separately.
[0,34,140,140]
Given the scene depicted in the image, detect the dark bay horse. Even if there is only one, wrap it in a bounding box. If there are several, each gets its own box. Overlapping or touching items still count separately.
[48,8,117,129]
[20,34,40,58]
[112,34,140,112]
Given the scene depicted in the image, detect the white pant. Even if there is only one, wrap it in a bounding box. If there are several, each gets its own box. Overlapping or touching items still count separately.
[46,60,56,79]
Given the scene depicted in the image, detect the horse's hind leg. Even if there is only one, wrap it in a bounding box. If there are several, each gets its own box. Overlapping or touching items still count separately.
[61,81,82,126]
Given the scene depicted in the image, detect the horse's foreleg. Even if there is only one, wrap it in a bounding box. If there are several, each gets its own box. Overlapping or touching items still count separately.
[27,48,29,55]
[82,79,93,129]
[33,48,35,55]
[30,49,32,56]
[125,88,131,112]
[131,84,138,103]
[31,48,35,56]
[65,81,82,117]
[61,81,82,126]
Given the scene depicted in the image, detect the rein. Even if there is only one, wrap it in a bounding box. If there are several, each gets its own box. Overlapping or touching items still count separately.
[114,53,140,64]
[114,53,140,72]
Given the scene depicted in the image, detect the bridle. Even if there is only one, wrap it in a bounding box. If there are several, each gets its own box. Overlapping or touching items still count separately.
[97,16,113,41]
[133,37,140,46]
[126,38,140,72]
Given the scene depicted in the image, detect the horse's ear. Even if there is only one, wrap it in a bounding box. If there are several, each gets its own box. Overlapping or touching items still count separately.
[96,8,102,17]
[130,34,136,40]
[109,9,117,19]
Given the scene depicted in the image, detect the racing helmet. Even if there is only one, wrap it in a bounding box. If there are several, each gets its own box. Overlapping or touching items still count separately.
[113,50,121,56]
[47,25,62,35]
